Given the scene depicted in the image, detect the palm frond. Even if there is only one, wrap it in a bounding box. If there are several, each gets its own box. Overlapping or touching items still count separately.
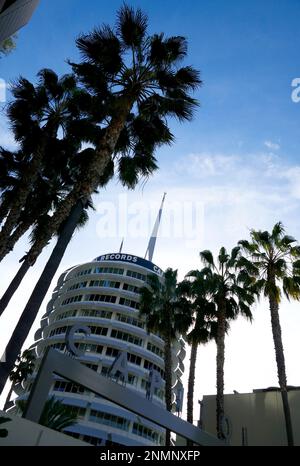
[116,4,148,47]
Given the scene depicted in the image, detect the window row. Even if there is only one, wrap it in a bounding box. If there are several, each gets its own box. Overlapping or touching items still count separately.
[132,422,161,444]
[126,270,146,281]
[122,283,140,294]
[49,324,146,351]
[54,309,77,321]
[76,266,123,277]
[110,329,143,347]
[147,342,164,359]
[53,380,85,394]
[50,342,164,377]
[119,297,140,310]
[90,410,130,431]
[116,313,144,329]
[68,280,121,292]
[79,309,113,319]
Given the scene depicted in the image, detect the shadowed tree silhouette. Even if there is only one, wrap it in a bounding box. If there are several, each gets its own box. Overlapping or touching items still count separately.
[239,222,300,446]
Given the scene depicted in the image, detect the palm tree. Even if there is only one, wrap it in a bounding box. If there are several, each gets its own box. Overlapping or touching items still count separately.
[0,4,200,395]
[3,349,35,412]
[0,3,200,306]
[0,69,81,253]
[30,3,201,252]
[238,222,300,446]
[139,268,192,446]
[180,272,217,426]
[199,247,255,439]
[0,199,91,393]
[39,397,78,432]
[0,35,17,58]
[17,396,78,432]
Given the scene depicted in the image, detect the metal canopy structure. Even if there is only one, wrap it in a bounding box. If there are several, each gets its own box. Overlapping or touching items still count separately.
[23,348,224,446]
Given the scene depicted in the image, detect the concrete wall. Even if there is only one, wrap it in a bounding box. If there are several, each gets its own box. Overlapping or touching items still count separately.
[0,410,89,446]
[201,390,300,446]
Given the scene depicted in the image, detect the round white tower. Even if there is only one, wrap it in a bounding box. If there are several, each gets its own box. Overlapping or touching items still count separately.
[18,253,186,446]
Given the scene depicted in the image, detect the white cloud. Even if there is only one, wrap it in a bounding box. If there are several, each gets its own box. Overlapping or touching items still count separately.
[264,140,280,150]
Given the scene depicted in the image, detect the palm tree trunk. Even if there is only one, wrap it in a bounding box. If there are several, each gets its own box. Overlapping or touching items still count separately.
[269,295,294,446]
[0,101,131,308]
[3,384,13,411]
[0,200,84,395]
[24,98,133,267]
[0,193,12,224]
[0,219,32,263]
[164,334,173,446]
[0,261,30,317]
[216,302,226,439]
[0,148,44,256]
[187,340,198,424]
[186,340,198,446]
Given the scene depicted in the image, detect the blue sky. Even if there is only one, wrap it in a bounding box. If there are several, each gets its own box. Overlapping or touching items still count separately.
[1,0,300,420]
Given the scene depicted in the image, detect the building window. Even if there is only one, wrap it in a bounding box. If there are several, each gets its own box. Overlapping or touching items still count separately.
[127,353,142,366]
[94,267,124,275]
[110,329,143,347]
[78,309,112,319]
[116,313,144,329]
[105,347,119,358]
[132,422,160,443]
[62,295,83,305]
[105,348,141,367]
[82,434,104,446]
[126,270,146,281]
[76,268,92,277]
[67,281,88,291]
[51,342,66,351]
[89,280,120,289]
[53,381,85,394]
[141,379,164,400]
[147,342,164,359]
[85,294,116,303]
[90,410,130,431]
[55,309,77,321]
[143,360,164,378]
[49,326,68,337]
[122,283,140,294]
[119,297,140,310]
[75,343,103,354]
[90,326,108,336]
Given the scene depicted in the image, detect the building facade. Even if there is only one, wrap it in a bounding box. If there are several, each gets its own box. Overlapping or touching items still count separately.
[201,387,300,446]
[0,0,39,42]
[14,253,186,446]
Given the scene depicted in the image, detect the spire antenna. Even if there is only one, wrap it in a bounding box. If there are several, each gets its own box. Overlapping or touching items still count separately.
[144,193,166,262]
[119,238,124,253]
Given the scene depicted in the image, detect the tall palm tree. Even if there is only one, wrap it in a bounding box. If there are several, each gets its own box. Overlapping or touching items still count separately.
[3,349,35,412]
[139,268,192,446]
[0,3,200,307]
[238,222,300,446]
[0,199,91,393]
[0,4,200,394]
[199,247,255,439]
[30,3,201,251]
[0,70,80,252]
[180,272,217,426]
